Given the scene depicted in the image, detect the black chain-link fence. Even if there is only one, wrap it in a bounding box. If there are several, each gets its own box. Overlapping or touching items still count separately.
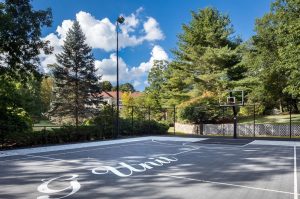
[1,103,299,149]
[0,104,176,149]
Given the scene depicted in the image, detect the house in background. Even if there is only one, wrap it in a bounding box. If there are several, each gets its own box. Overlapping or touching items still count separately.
[101,91,142,106]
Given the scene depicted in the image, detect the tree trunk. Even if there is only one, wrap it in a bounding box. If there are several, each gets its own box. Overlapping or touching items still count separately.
[279,100,284,113]
[199,121,203,135]
[293,99,299,113]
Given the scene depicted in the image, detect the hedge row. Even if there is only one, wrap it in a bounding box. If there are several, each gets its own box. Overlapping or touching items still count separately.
[0,119,169,149]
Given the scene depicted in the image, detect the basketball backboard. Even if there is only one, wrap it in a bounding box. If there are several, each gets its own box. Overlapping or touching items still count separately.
[219,90,244,107]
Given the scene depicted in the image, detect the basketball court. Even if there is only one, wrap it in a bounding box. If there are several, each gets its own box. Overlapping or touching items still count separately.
[0,136,299,199]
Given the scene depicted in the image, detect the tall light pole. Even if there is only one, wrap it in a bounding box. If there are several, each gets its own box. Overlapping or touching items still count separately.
[116,16,124,138]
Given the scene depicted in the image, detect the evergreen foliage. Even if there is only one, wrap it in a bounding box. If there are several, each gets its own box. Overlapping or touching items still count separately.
[113,83,136,92]
[144,7,244,123]
[101,81,113,91]
[119,83,136,92]
[144,4,300,123]
[49,21,102,126]
[172,7,242,95]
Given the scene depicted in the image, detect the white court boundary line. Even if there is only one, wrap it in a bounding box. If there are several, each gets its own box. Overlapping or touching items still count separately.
[26,154,71,162]
[158,174,295,196]
[5,139,203,171]
[2,136,300,158]
[151,139,198,149]
[35,142,151,157]
[0,136,206,158]
[152,139,243,150]
[0,138,150,157]
[0,142,149,163]
[250,140,300,147]
[0,138,202,163]
[295,146,298,199]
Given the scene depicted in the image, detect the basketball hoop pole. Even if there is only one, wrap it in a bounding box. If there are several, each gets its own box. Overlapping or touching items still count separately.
[219,90,244,139]
[229,91,238,139]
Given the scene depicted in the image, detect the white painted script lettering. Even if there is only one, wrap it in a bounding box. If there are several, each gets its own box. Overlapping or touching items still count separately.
[37,156,178,198]
[92,156,178,177]
[37,174,81,199]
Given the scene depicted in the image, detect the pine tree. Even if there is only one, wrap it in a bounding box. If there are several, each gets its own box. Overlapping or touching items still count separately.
[172,8,242,99]
[49,21,102,126]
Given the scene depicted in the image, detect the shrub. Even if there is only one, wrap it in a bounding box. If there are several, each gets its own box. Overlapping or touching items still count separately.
[119,118,168,136]
[176,93,219,123]
[0,107,33,147]
[239,104,265,117]
[0,104,169,149]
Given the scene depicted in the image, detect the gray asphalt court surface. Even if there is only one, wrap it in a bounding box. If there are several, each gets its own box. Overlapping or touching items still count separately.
[0,137,299,199]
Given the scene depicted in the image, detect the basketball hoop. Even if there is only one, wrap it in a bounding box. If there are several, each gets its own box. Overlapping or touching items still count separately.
[219,90,244,107]
[227,97,236,105]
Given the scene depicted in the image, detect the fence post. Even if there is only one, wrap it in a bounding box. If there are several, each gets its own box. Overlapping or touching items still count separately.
[222,106,225,136]
[290,104,292,139]
[102,116,105,139]
[148,106,151,134]
[173,106,176,135]
[111,104,115,138]
[253,104,256,137]
[0,128,3,149]
[143,107,146,134]
[43,126,46,144]
[131,106,134,136]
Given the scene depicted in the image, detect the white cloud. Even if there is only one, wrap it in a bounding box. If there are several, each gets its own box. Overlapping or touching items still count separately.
[42,9,164,53]
[151,44,169,61]
[96,45,169,90]
[56,20,73,44]
[143,17,164,41]
[120,12,139,35]
[39,8,167,90]
[144,80,149,87]
[95,53,129,82]
[133,80,141,87]
[136,7,144,14]
[132,45,169,73]
[76,12,118,51]
[39,33,62,73]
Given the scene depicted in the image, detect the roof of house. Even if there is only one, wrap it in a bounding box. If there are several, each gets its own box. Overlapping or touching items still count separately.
[101,91,142,99]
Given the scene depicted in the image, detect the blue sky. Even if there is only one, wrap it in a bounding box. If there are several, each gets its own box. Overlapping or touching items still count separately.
[32,0,273,91]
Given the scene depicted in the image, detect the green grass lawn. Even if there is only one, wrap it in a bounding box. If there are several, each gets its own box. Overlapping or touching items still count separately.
[239,114,300,124]
[33,120,58,126]
[33,120,60,131]
[167,127,187,135]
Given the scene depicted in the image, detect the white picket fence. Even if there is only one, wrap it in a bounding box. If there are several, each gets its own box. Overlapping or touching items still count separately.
[175,123,300,137]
